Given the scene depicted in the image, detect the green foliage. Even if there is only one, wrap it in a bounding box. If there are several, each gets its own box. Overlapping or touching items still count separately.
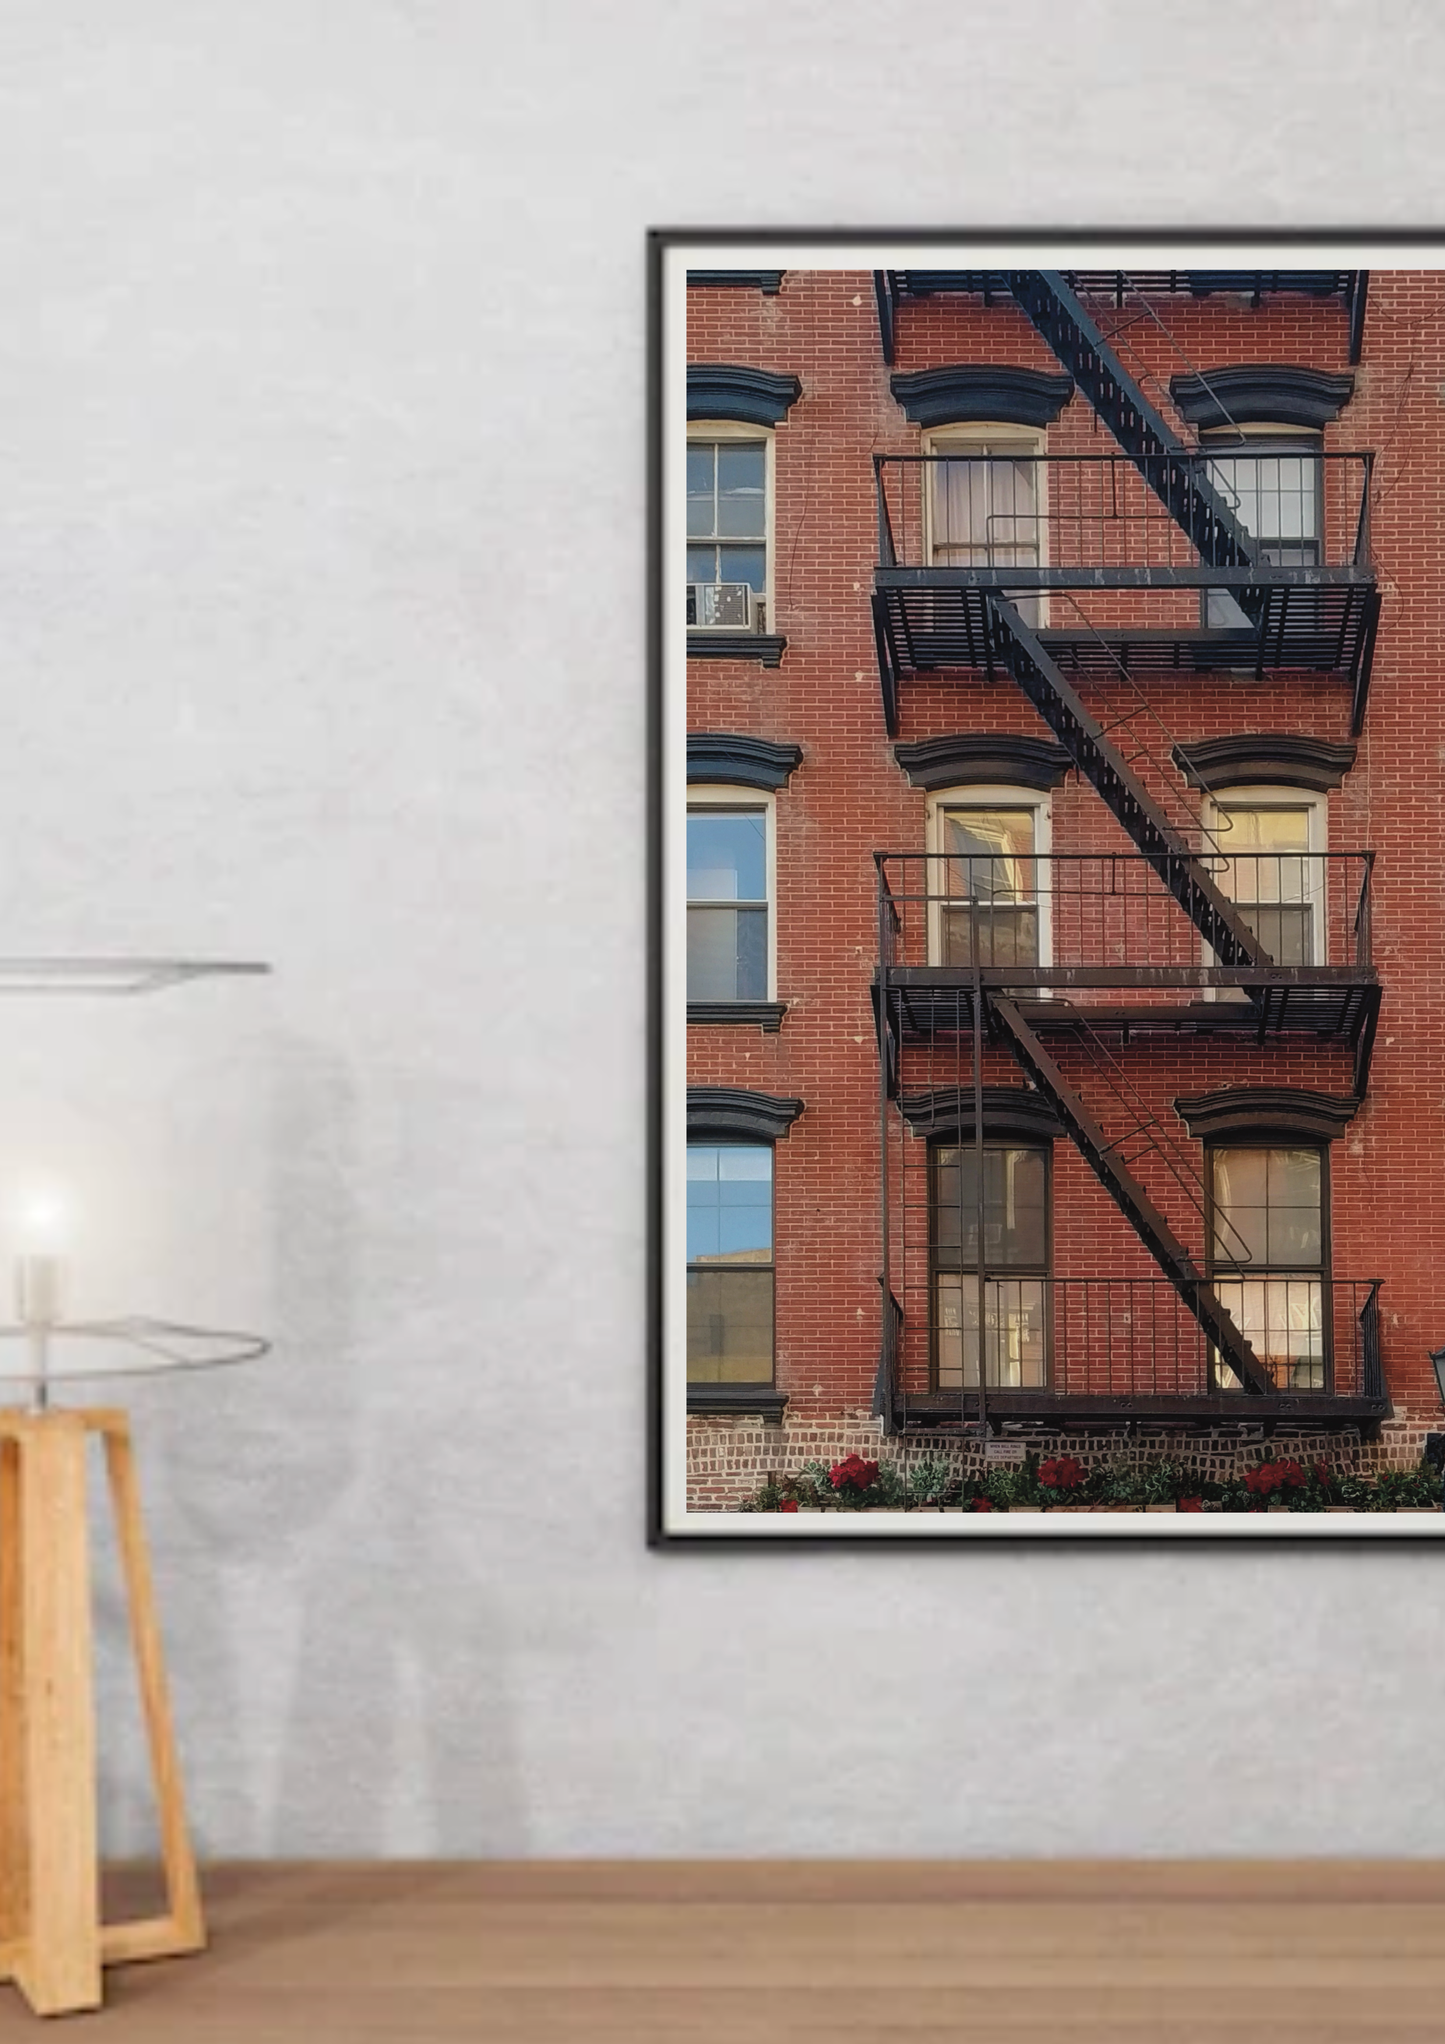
[906,1453,957,1506]
[737,1451,1444,1515]
[1138,1458,1188,1504]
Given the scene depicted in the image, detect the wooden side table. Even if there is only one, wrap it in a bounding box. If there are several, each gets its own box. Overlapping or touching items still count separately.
[0,1408,204,2016]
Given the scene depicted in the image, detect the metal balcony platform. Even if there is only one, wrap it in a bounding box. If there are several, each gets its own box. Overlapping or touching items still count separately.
[885,1391,1390,1433]
[874,269,1368,367]
[874,576,1377,701]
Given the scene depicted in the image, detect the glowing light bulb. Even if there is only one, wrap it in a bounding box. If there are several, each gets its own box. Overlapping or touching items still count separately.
[15,1190,71,1329]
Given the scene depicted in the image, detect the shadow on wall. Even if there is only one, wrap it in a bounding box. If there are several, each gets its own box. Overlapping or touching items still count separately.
[98,1030,526,1858]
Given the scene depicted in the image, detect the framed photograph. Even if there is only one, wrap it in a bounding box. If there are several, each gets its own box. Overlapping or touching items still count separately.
[650,231,1445,1540]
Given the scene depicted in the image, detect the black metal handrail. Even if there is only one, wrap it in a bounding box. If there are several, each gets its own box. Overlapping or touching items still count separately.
[894,1274,1386,1403]
[874,451,1375,575]
[875,851,1376,974]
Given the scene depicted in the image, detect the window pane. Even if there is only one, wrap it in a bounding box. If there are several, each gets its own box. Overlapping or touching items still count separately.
[936,1275,1047,1388]
[687,906,767,1000]
[716,545,765,592]
[1221,805,1311,855]
[687,1146,771,1263]
[687,545,719,584]
[687,813,766,902]
[686,444,716,537]
[942,810,1037,966]
[1207,452,1320,543]
[1213,1277,1324,1391]
[934,1145,1047,1269]
[714,442,766,537]
[687,1269,774,1382]
[944,807,1036,881]
[1212,1147,1268,1265]
[1212,1146,1322,1269]
[941,904,1039,968]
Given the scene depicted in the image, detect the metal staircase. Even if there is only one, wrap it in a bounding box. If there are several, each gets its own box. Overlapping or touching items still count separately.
[988,998,1271,1394]
[1002,270,1260,579]
[987,597,1264,966]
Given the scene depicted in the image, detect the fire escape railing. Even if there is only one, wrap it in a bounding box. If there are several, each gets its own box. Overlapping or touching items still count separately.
[875,851,1377,978]
[874,452,1376,576]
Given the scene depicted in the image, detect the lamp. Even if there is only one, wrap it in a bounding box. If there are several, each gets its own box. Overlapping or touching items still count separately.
[0,956,270,2019]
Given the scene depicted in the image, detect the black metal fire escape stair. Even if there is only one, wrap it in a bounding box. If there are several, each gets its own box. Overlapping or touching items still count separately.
[989,997,1272,1395]
[1002,269,1262,586]
[988,596,1266,968]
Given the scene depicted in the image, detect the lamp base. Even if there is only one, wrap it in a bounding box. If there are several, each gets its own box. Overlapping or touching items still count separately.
[0,1408,204,2017]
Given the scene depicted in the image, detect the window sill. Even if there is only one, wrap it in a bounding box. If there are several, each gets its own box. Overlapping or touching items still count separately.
[688,632,786,668]
[688,1001,787,1031]
[687,1386,789,1423]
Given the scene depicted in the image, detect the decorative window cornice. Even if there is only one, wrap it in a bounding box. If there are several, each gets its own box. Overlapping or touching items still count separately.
[687,1088,803,1141]
[687,272,783,295]
[687,1001,787,1032]
[687,734,803,790]
[894,734,1072,792]
[687,1384,789,1421]
[900,1086,1062,1144]
[889,366,1074,429]
[1172,734,1357,793]
[1174,1087,1361,1144]
[687,365,801,427]
[1169,365,1355,432]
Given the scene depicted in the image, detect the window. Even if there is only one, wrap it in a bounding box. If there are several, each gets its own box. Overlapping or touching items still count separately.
[928,786,1050,969]
[1207,787,1324,968]
[1209,1145,1327,1392]
[1201,427,1321,629]
[686,426,770,629]
[926,428,1046,627]
[686,1144,773,1383]
[687,795,770,1000]
[931,1143,1050,1389]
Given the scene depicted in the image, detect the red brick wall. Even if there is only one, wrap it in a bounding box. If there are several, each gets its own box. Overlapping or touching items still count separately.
[684,269,1445,1472]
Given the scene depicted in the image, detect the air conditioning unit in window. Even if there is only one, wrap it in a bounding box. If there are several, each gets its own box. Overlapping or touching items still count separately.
[687,581,755,630]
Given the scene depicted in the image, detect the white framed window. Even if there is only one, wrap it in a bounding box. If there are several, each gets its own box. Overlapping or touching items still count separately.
[686,1141,775,1385]
[686,422,774,632]
[686,784,776,1001]
[923,424,1048,628]
[1200,422,1322,629]
[1204,785,1326,971]
[932,1140,1051,1390]
[926,785,1052,971]
[1209,1143,1329,1393]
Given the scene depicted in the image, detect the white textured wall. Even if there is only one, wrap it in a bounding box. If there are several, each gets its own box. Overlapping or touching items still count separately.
[2,0,1445,1857]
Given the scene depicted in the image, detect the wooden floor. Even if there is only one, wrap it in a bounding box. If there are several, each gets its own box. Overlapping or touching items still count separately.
[3,1862,1445,2038]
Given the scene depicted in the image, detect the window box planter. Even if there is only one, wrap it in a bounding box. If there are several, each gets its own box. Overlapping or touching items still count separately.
[1008,1505,1044,1513]
[1268,1505,1293,1514]
[1146,1503,1177,1513]
[1396,1506,1443,1513]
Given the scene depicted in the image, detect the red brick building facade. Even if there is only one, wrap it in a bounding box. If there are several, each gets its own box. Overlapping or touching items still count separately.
[681,261,1445,1511]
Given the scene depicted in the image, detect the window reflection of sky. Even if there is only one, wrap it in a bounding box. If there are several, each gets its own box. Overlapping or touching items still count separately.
[687,813,765,902]
[686,1145,772,1264]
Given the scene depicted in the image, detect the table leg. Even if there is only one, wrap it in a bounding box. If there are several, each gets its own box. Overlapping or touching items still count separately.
[14,1418,101,2016]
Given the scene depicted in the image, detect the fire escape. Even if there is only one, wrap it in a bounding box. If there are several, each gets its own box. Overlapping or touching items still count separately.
[870,271,1386,1435]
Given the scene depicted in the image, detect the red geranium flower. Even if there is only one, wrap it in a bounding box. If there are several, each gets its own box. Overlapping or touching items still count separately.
[1040,1455,1085,1490]
[1245,1458,1307,1498]
[779,1499,799,1512]
[828,1454,880,1492]
[971,1497,994,1512]
[1178,1497,1203,1512]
